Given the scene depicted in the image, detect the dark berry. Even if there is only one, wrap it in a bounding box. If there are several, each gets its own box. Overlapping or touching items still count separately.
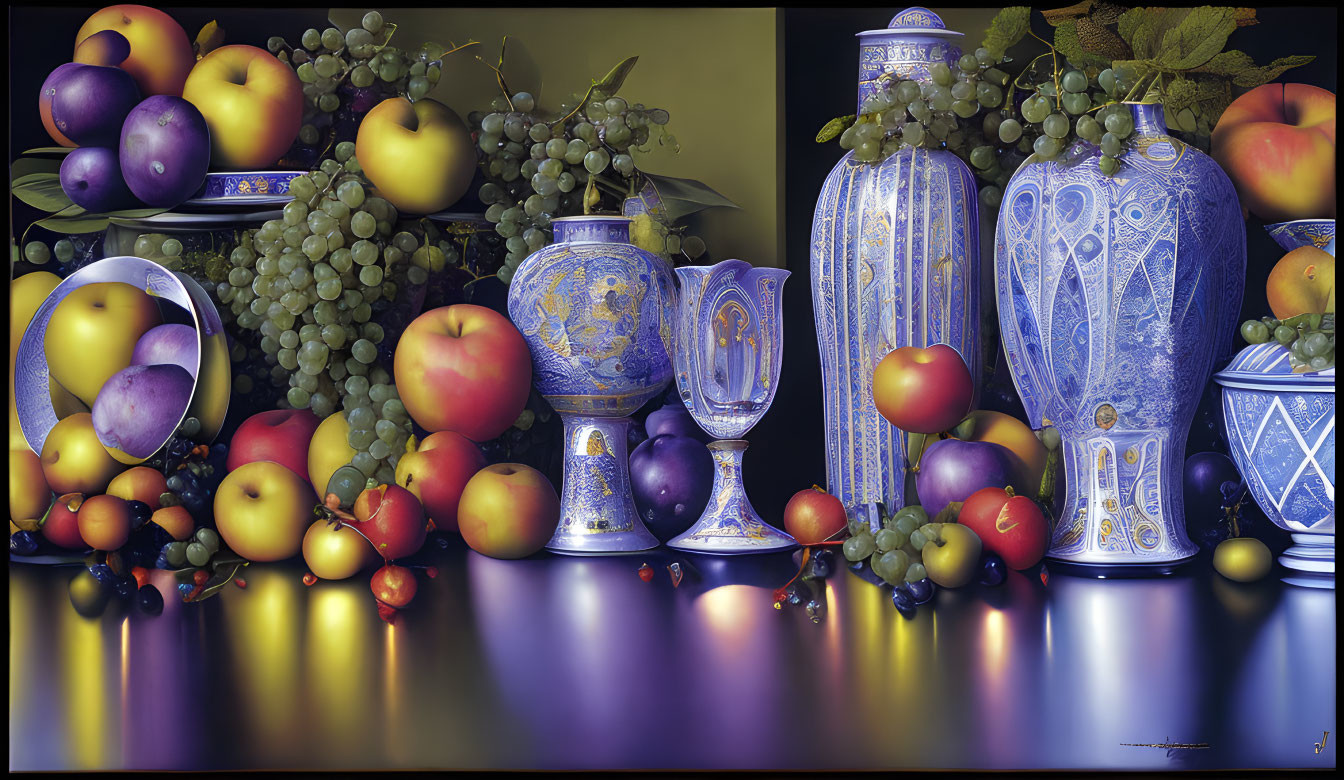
[810,555,832,579]
[114,575,138,600]
[10,530,40,555]
[88,562,118,589]
[891,587,917,618]
[126,500,152,530]
[166,475,186,493]
[906,577,935,604]
[136,584,164,616]
[978,553,1007,586]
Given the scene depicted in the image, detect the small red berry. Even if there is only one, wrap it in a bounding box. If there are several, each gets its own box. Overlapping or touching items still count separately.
[234,578,247,589]
[424,566,438,579]
[193,569,209,586]
[131,566,150,589]
[637,563,654,583]
[302,573,318,586]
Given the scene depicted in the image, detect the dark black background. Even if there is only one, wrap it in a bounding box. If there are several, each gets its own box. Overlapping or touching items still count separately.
[8,6,1339,526]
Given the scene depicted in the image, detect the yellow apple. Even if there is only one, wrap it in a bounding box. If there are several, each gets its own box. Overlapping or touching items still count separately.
[214,460,317,562]
[10,271,62,450]
[355,97,476,215]
[308,411,356,497]
[183,44,304,170]
[43,282,162,407]
[10,448,52,526]
[302,519,379,580]
[39,412,124,496]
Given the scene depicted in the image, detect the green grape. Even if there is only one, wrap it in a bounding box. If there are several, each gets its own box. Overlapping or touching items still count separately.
[296,62,318,83]
[1061,70,1088,93]
[879,550,911,585]
[951,99,978,118]
[908,528,928,551]
[875,528,901,552]
[1304,331,1331,357]
[905,562,927,583]
[186,542,211,567]
[895,80,921,104]
[951,81,976,101]
[870,551,890,581]
[351,65,375,88]
[1100,132,1122,157]
[51,239,76,263]
[976,83,1003,108]
[930,62,953,86]
[980,185,1003,209]
[314,54,340,78]
[1098,68,1116,95]
[1021,95,1049,123]
[1042,113,1069,139]
[894,506,929,526]
[1104,110,1134,138]
[1076,114,1102,143]
[584,149,610,174]
[901,122,925,146]
[318,93,340,112]
[843,532,876,562]
[969,145,996,170]
[1099,155,1120,176]
[1274,325,1296,345]
[164,542,188,567]
[894,516,918,537]
[301,28,321,50]
[957,54,978,73]
[23,242,50,265]
[350,211,376,238]
[975,47,994,65]
[998,117,1023,144]
[1062,92,1090,115]
[337,181,365,208]
[1033,135,1063,159]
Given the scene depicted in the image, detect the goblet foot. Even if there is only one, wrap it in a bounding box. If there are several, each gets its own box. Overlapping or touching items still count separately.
[1279,533,1334,575]
[666,440,796,555]
[546,415,659,555]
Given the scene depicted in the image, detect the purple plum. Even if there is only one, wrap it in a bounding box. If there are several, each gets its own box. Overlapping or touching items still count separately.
[92,364,194,459]
[49,64,141,146]
[630,433,714,542]
[60,146,137,213]
[130,324,199,378]
[120,96,211,208]
[915,437,1018,516]
[645,403,712,443]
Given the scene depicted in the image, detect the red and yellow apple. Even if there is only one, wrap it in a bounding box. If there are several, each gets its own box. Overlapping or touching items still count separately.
[308,411,356,496]
[151,504,194,541]
[105,465,168,510]
[183,44,304,169]
[10,271,63,450]
[214,460,317,562]
[43,493,88,549]
[920,522,983,588]
[958,486,1049,570]
[75,5,195,97]
[1211,83,1336,223]
[44,281,162,407]
[227,408,321,480]
[1267,245,1335,320]
[77,493,132,551]
[393,305,532,442]
[302,519,379,580]
[394,430,485,533]
[355,97,476,214]
[352,483,427,561]
[10,449,52,526]
[783,485,848,545]
[873,344,974,434]
[40,412,124,496]
[458,463,559,559]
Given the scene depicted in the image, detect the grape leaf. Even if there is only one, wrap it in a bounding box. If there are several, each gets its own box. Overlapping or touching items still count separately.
[11,173,72,213]
[1231,55,1316,88]
[1054,20,1113,69]
[1129,7,1191,60]
[11,157,63,181]
[981,7,1031,61]
[1156,6,1237,70]
[816,114,856,143]
[641,173,738,222]
[1163,76,1199,113]
[1192,49,1255,76]
[1117,7,1144,43]
[35,214,110,234]
[593,56,638,97]
[1041,0,1094,27]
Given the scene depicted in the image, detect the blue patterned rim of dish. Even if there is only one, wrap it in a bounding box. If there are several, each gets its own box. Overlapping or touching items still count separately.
[187,171,304,203]
[1213,341,1336,391]
[858,6,964,36]
[1264,219,1335,254]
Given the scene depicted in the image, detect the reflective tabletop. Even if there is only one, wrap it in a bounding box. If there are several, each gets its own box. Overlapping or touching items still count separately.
[7,543,1336,771]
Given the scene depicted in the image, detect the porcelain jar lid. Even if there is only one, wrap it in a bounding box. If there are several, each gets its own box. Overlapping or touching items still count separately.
[1213,342,1336,391]
[857,7,964,39]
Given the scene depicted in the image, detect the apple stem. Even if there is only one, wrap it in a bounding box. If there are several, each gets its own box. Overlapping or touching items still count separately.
[778,547,812,592]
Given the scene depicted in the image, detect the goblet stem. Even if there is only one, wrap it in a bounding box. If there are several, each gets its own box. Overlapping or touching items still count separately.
[547,415,659,555]
[667,440,797,555]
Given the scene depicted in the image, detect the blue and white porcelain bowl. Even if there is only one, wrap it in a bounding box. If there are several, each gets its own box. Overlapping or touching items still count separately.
[1214,342,1335,574]
[1264,219,1335,256]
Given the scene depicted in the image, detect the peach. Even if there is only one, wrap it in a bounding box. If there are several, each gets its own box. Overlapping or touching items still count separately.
[458,463,560,559]
[183,45,304,169]
[39,412,123,496]
[10,449,52,526]
[75,5,194,97]
[43,493,88,549]
[1211,83,1335,223]
[106,466,168,510]
[77,493,132,551]
[1267,245,1335,320]
[151,504,194,541]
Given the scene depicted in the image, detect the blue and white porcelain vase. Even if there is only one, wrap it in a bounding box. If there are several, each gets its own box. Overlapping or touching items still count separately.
[996,102,1247,567]
[811,8,981,525]
[1215,343,1334,575]
[506,215,677,554]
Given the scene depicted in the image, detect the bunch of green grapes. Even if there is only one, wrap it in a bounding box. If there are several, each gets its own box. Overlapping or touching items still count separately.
[21,239,77,266]
[267,11,447,154]
[842,505,933,586]
[221,146,457,485]
[470,89,678,282]
[1240,312,1335,372]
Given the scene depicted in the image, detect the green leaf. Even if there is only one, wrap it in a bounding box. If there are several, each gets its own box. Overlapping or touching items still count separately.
[1054,20,1112,69]
[35,213,110,234]
[642,173,738,223]
[1156,6,1237,70]
[1130,7,1191,60]
[1164,76,1200,113]
[592,56,638,96]
[11,174,72,212]
[1117,7,1144,43]
[1232,55,1316,88]
[104,206,171,220]
[981,7,1031,60]
[11,157,63,181]
[21,146,74,156]
[1193,49,1255,75]
[816,114,856,143]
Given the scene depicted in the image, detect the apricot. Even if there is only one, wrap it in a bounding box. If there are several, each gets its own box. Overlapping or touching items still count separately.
[77,494,132,551]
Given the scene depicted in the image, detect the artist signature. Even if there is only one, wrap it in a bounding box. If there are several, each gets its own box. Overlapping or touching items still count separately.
[1315,731,1330,755]
[1120,738,1210,751]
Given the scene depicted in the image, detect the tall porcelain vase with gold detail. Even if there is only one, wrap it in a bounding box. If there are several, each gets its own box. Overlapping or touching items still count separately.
[507,215,677,554]
[811,7,981,525]
[995,101,1246,567]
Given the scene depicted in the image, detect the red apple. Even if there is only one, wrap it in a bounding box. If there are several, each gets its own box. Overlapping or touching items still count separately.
[226,408,321,480]
[394,430,486,534]
[783,485,847,545]
[958,486,1050,570]
[1211,82,1335,222]
[43,493,88,550]
[873,344,974,434]
[457,463,559,559]
[371,564,418,608]
[393,304,532,442]
[352,483,427,561]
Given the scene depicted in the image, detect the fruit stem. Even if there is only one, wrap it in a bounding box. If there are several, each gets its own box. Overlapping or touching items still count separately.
[779,547,812,592]
[906,431,929,474]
